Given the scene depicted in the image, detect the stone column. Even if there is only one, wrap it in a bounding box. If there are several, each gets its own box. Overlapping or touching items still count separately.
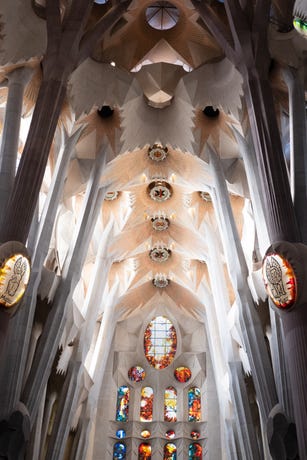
[22,151,107,426]
[0,67,33,227]
[0,128,81,418]
[208,146,278,421]
[282,66,307,243]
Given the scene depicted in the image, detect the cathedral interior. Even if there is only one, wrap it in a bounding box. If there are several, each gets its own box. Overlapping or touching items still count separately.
[0,0,306,459]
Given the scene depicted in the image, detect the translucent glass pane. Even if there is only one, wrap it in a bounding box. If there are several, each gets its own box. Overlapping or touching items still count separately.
[164,442,177,460]
[116,386,129,422]
[113,441,126,459]
[188,387,201,422]
[164,386,177,422]
[189,442,202,459]
[138,442,152,459]
[144,316,177,369]
[140,387,154,422]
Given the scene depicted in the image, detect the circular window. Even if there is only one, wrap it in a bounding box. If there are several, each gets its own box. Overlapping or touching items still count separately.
[174,366,192,383]
[146,2,180,31]
[141,430,151,439]
[128,366,146,382]
[165,429,176,439]
[116,429,126,439]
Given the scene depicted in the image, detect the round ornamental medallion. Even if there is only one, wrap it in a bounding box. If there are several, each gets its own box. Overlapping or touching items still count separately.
[148,144,168,162]
[149,247,171,263]
[104,191,119,201]
[262,252,297,309]
[148,181,172,202]
[199,191,212,202]
[0,243,31,309]
[152,216,170,231]
[152,274,169,288]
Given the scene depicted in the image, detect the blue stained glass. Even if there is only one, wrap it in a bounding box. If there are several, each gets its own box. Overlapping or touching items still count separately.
[116,386,130,422]
[188,387,201,421]
[189,442,202,459]
[113,441,126,459]
[116,429,126,439]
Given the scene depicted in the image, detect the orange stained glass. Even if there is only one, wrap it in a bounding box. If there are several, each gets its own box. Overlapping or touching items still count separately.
[144,316,177,369]
[140,387,154,422]
[138,442,152,459]
[174,366,192,383]
[164,386,177,422]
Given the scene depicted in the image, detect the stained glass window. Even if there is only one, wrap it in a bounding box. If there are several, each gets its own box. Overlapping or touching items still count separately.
[165,429,175,439]
[138,442,152,459]
[189,442,202,459]
[188,387,201,421]
[128,366,146,382]
[116,386,129,422]
[144,316,177,369]
[164,442,177,460]
[141,430,151,439]
[164,386,177,422]
[116,429,126,439]
[140,387,154,422]
[174,366,192,383]
[113,441,126,459]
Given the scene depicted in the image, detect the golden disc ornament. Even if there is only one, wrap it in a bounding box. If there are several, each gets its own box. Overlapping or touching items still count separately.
[0,242,31,309]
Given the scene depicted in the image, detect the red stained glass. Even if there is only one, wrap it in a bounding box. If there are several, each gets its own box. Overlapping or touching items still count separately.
[190,430,200,440]
[164,442,177,460]
[165,430,175,439]
[140,387,154,422]
[144,316,177,369]
[174,366,192,383]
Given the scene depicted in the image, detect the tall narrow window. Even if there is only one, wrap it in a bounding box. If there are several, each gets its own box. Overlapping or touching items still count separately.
[189,442,202,459]
[138,442,151,459]
[188,387,201,421]
[164,386,177,422]
[164,442,177,459]
[113,441,126,459]
[116,386,130,422]
[140,387,154,422]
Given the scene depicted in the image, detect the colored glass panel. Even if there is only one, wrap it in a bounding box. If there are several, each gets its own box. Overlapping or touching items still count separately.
[164,386,177,422]
[144,316,177,369]
[116,429,126,439]
[116,386,129,422]
[128,366,145,382]
[140,387,154,422]
[174,366,192,383]
[113,441,126,459]
[138,442,152,459]
[190,431,200,440]
[189,442,202,459]
[165,430,175,439]
[188,387,201,422]
[164,442,177,460]
[141,430,151,439]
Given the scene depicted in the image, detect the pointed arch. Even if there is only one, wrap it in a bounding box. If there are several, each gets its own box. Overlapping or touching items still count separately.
[116,385,130,422]
[164,386,177,422]
[140,386,154,422]
[188,387,201,421]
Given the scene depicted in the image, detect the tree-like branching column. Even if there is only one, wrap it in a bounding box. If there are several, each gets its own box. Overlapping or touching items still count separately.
[192,0,306,456]
[0,0,131,245]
